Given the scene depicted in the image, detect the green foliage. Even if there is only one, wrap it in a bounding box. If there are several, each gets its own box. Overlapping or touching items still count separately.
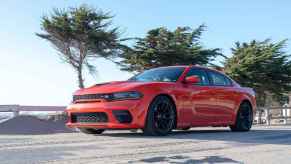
[224,39,291,106]
[36,5,291,107]
[36,5,122,88]
[118,25,223,72]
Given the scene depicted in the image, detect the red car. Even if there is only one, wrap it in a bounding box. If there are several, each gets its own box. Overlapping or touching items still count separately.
[66,65,256,136]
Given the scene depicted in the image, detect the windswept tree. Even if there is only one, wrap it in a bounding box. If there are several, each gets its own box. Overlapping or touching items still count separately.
[224,39,291,106]
[37,5,122,88]
[118,25,223,72]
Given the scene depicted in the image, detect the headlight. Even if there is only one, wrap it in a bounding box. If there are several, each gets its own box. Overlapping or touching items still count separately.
[111,91,143,101]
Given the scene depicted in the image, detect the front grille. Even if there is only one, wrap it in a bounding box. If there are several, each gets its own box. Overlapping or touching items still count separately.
[73,94,109,102]
[71,112,108,123]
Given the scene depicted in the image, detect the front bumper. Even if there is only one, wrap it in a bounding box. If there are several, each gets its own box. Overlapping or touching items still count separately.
[66,99,147,129]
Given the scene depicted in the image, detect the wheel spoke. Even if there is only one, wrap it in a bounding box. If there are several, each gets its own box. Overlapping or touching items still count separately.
[153,101,174,132]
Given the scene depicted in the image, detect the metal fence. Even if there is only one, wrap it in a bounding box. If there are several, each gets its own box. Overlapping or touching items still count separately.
[0,105,66,117]
[255,106,291,125]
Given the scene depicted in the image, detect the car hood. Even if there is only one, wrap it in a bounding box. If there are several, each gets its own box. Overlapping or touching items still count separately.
[74,81,149,95]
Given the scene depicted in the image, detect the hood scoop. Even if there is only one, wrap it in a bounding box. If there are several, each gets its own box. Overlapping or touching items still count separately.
[95,82,111,86]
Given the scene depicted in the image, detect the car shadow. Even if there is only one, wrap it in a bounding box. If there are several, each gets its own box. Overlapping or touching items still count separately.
[129,155,241,164]
[102,127,291,146]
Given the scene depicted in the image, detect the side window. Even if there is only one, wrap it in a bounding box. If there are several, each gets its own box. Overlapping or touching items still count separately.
[186,68,210,85]
[224,76,232,86]
[208,71,231,86]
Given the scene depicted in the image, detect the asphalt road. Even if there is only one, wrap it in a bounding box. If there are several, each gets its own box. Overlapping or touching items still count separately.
[1,126,291,164]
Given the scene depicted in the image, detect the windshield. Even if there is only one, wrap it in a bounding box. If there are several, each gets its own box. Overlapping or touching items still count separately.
[129,67,185,82]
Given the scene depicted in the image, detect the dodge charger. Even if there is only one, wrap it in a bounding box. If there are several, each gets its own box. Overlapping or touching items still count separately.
[66,65,256,136]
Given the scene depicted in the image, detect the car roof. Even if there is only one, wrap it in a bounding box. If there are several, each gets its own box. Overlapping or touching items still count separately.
[158,65,221,72]
[151,65,239,86]
[158,65,230,78]
[190,65,222,72]
[149,65,227,76]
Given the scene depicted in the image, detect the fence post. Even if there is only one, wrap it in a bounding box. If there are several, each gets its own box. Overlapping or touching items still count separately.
[12,106,19,117]
[282,104,289,125]
[284,108,288,125]
[258,109,262,124]
[265,108,270,125]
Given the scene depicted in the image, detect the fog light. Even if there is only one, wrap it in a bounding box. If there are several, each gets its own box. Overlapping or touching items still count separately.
[112,110,132,123]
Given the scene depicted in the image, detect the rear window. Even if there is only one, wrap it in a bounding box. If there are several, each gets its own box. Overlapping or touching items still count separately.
[208,71,232,86]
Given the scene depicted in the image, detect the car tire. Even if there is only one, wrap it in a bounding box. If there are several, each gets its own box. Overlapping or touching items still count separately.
[230,102,253,132]
[143,96,176,136]
[78,128,105,134]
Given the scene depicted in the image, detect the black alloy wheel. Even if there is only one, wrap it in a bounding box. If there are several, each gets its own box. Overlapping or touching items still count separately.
[230,102,253,132]
[143,96,176,136]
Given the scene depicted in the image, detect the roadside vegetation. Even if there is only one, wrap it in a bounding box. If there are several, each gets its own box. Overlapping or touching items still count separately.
[224,40,291,106]
[37,4,291,107]
[118,25,224,72]
[36,5,125,88]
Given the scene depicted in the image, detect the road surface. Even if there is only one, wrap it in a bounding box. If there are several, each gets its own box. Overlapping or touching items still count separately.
[0,126,291,164]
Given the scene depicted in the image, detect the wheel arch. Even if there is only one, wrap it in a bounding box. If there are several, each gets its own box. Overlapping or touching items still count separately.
[146,93,178,128]
[235,93,255,114]
[233,99,253,124]
[241,99,253,111]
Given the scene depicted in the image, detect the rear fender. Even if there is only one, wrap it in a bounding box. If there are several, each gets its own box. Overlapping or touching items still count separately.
[232,93,256,124]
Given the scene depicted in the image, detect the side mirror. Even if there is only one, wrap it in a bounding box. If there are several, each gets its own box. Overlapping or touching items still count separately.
[184,75,200,84]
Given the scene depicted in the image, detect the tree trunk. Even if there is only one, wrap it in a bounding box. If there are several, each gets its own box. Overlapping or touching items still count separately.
[77,67,84,89]
[257,91,267,107]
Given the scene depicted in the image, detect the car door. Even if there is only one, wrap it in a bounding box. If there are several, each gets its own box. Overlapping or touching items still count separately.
[182,68,218,126]
[207,70,238,124]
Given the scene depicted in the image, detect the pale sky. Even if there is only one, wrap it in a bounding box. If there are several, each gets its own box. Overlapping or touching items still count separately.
[1,0,291,106]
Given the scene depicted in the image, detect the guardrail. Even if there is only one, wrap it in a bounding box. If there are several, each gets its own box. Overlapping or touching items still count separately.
[256,107,291,125]
[0,105,66,117]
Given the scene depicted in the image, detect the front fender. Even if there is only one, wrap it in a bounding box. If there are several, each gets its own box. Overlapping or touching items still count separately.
[134,83,178,127]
